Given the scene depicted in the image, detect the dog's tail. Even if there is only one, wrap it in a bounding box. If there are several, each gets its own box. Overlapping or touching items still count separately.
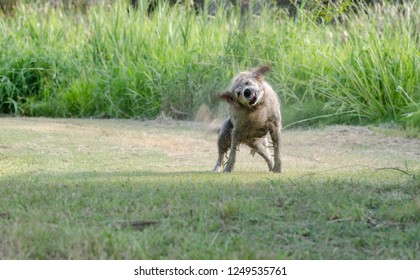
[195,104,224,133]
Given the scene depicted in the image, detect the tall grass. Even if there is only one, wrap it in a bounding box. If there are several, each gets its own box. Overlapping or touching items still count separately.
[314,2,420,124]
[0,0,419,127]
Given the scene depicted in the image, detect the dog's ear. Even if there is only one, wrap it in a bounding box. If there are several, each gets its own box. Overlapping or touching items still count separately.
[219,91,234,104]
[253,65,271,82]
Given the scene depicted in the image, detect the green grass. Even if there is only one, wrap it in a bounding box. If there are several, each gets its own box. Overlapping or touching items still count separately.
[1,118,419,259]
[2,172,419,259]
[0,1,419,128]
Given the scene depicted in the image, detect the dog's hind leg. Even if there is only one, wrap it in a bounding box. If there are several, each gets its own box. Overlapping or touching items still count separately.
[213,118,232,172]
[223,130,238,173]
[270,124,282,173]
[248,137,274,172]
[213,146,228,173]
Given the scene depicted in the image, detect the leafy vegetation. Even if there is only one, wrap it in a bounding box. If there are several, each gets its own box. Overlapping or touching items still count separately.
[0,0,419,128]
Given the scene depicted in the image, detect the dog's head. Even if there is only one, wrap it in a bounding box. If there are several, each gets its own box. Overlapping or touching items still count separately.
[220,65,271,108]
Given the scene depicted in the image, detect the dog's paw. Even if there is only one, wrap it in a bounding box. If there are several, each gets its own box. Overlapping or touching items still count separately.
[223,166,233,173]
[272,163,282,173]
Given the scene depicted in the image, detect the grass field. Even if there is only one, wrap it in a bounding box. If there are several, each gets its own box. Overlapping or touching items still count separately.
[1,0,419,260]
[0,117,419,259]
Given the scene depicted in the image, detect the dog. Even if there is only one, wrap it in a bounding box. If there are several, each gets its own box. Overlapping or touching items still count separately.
[213,65,282,173]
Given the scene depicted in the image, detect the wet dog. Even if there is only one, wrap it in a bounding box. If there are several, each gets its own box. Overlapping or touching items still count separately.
[213,65,282,173]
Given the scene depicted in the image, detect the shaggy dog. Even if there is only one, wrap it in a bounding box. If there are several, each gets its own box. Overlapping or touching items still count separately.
[213,65,282,173]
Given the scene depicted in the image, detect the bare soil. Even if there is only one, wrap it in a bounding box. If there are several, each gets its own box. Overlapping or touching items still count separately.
[0,117,419,175]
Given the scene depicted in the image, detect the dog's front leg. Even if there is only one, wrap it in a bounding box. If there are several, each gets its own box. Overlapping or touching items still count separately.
[223,129,238,173]
[270,124,282,173]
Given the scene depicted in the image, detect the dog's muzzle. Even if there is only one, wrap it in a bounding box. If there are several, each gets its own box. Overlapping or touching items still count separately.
[242,87,260,106]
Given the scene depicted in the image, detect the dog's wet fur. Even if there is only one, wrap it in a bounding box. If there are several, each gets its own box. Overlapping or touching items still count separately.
[213,65,282,173]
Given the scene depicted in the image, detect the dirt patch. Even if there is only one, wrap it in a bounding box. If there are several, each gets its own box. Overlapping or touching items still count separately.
[282,125,420,174]
[0,117,419,174]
